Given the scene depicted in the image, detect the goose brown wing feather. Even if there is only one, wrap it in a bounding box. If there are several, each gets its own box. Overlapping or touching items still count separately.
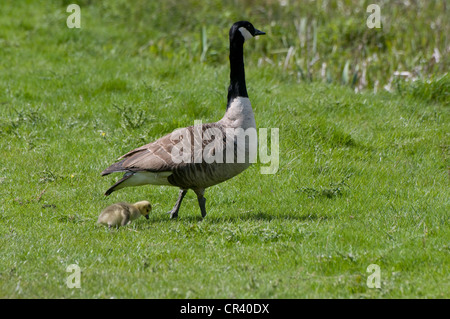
[102,123,224,176]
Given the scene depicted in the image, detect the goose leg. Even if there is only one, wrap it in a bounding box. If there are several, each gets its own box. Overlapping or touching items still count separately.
[198,196,207,218]
[167,189,187,219]
[194,188,207,218]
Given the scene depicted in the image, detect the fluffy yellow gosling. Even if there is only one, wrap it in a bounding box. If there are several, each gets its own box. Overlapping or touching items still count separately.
[97,201,151,228]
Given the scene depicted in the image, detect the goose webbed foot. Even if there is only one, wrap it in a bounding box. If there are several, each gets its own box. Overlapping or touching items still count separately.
[167,209,178,219]
[167,189,187,219]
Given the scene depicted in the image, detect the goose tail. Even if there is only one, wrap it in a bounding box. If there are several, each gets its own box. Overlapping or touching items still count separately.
[104,173,133,196]
[101,159,127,176]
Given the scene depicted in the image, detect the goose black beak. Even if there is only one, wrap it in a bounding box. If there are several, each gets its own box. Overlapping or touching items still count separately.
[254,29,265,36]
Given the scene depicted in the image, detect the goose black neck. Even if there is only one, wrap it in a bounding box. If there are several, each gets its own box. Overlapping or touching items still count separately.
[227,39,247,108]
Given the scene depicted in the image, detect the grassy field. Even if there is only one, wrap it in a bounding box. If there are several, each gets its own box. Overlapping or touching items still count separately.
[0,0,449,298]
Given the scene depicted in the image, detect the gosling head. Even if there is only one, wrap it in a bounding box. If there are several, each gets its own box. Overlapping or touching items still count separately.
[230,21,265,43]
[133,200,152,220]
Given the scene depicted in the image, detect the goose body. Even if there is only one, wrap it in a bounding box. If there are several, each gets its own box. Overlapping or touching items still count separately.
[101,21,265,218]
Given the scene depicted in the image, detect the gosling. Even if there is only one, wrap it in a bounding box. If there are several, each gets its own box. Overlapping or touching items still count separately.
[97,200,151,228]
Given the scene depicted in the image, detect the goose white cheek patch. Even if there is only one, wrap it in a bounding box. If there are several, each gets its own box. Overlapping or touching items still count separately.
[238,27,253,41]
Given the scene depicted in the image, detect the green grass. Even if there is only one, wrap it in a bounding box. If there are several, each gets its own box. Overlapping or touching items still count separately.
[0,0,449,298]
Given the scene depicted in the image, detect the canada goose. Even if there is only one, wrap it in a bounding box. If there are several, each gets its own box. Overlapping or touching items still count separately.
[101,21,265,219]
[97,200,152,228]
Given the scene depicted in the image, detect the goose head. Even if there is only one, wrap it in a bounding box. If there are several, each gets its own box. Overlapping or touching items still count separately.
[229,21,265,43]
